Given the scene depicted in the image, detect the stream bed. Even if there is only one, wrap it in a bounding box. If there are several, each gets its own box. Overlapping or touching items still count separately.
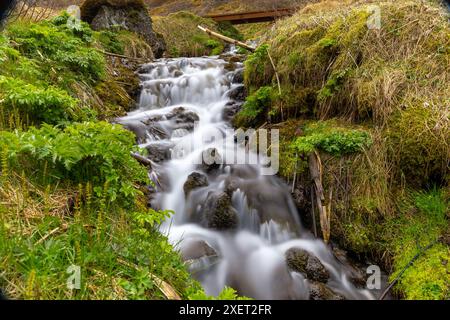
[117,53,379,300]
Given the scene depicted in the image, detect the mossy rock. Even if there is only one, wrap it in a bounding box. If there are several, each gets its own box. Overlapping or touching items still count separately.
[81,0,146,23]
[81,0,166,58]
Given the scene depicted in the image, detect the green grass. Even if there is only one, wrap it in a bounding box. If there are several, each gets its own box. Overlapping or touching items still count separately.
[0,177,199,299]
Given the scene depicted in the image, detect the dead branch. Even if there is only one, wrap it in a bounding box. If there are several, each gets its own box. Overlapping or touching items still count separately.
[197,25,255,52]
[131,152,153,169]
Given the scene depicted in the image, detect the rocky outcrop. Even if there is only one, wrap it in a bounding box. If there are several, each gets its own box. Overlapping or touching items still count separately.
[202,191,238,230]
[285,248,330,283]
[184,172,209,196]
[81,0,166,58]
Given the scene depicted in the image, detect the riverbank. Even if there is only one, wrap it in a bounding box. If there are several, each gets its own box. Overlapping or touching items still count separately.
[235,0,449,299]
[0,12,205,299]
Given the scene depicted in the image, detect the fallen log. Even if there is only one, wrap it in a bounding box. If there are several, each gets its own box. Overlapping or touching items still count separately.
[197,25,255,52]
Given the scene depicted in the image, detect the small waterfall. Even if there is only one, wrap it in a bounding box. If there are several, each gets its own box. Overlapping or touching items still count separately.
[118,55,375,300]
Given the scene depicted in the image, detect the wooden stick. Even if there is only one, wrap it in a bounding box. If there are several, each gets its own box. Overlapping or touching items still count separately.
[198,25,256,52]
[310,185,318,237]
[131,152,153,168]
[379,240,437,300]
[291,154,298,193]
[309,151,331,243]
[97,49,147,62]
[117,258,181,300]
[267,49,282,96]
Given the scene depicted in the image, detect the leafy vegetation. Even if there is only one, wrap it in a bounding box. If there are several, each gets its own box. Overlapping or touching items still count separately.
[385,189,449,300]
[0,122,147,206]
[0,76,91,125]
[292,121,372,156]
[0,13,207,300]
[8,15,105,84]
[233,86,274,128]
[189,287,251,300]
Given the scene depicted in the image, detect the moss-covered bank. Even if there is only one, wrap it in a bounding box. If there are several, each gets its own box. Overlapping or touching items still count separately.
[152,11,242,57]
[237,0,449,299]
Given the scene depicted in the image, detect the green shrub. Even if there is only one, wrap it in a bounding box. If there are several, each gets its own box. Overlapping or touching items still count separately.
[244,44,272,90]
[233,86,274,128]
[292,121,372,156]
[0,122,147,207]
[96,30,125,55]
[0,76,92,125]
[189,287,251,300]
[7,18,105,83]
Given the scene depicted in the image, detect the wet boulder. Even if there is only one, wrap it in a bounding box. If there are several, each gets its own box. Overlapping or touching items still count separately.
[181,239,217,261]
[143,121,169,140]
[166,107,200,131]
[224,176,240,197]
[227,85,247,102]
[308,282,345,300]
[202,192,238,230]
[80,0,166,58]
[232,68,244,84]
[286,248,330,283]
[119,120,148,143]
[331,246,367,287]
[184,172,209,197]
[145,142,174,163]
[222,101,242,122]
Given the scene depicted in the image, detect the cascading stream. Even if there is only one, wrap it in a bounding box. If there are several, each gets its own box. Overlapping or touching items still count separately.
[118,54,376,300]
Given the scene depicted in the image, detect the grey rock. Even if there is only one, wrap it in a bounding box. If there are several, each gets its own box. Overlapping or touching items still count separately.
[145,142,174,163]
[232,68,244,84]
[202,192,238,230]
[222,101,242,121]
[81,0,166,58]
[286,248,330,283]
[181,239,217,261]
[184,172,209,196]
[227,85,246,101]
[309,282,346,300]
[166,107,200,125]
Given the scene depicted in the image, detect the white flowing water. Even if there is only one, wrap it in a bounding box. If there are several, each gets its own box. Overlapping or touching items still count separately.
[118,55,375,300]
